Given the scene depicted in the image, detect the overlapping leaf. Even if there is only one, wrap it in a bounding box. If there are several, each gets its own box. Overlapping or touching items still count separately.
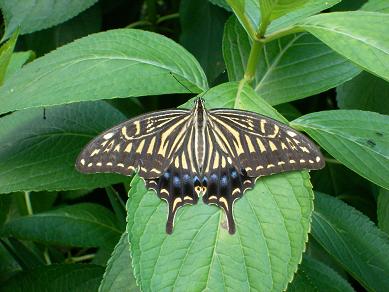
[0,101,127,193]
[291,110,389,189]
[2,203,121,248]
[312,192,389,291]
[180,0,228,82]
[297,11,389,81]
[337,71,389,115]
[0,30,18,85]
[127,82,314,291]
[288,255,354,292]
[0,0,98,40]
[1,264,104,291]
[0,29,208,115]
[223,17,360,105]
[99,232,139,292]
[378,188,389,235]
[227,0,340,38]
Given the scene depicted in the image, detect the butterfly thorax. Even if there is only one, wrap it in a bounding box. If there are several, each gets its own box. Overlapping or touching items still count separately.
[192,98,208,173]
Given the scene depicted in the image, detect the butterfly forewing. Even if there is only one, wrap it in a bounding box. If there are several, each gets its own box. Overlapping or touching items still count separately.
[207,109,325,177]
[76,109,192,179]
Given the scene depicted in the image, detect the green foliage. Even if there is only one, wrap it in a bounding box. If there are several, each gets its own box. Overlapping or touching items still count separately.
[0,0,388,290]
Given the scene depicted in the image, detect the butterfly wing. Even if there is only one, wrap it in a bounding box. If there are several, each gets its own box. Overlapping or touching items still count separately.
[208,109,325,177]
[201,108,325,234]
[75,109,192,179]
[144,125,200,234]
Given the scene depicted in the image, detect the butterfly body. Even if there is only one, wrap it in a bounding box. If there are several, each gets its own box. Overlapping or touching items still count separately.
[76,98,324,234]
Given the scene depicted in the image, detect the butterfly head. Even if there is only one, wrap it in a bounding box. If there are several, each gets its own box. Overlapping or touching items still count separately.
[194,97,206,112]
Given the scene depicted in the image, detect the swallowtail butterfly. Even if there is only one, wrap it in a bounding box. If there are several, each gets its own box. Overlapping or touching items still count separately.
[76,98,324,234]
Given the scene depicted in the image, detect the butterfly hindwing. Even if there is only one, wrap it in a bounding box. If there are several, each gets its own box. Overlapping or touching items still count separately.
[208,109,325,177]
[75,109,191,179]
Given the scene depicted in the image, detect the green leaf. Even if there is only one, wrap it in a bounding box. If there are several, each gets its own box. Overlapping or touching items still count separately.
[99,232,139,292]
[378,188,389,235]
[209,0,231,11]
[2,203,121,248]
[296,11,389,82]
[180,0,228,83]
[0,242,21,282]
[127,169,313,291]
[0,0,98,40]
[0,30,18,85]
[337,71,389,115]
[361,0,389,13]
[312,192,389,291]
[1,264,104,292]
[0,101,128,193]
[0,194,12,227]
[180,81,287,122]
[291,110,389,189]
[4,51,34,81]
[223,17,360,105]
[288,255,354,292]
[105,186,127,230]
[0,29,208,115]
[22,4,102,57]
[259,0,308,22]
[226,0,340,38]
[127,83,312,291]
[266,0,341,35]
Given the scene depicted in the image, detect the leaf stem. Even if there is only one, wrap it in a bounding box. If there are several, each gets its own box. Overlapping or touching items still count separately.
[264,26,305,43]
[157,13,179,24]
[24,191,33,215]
[244,40,263,82]
[43,247,52,265]
[70,254,95,263]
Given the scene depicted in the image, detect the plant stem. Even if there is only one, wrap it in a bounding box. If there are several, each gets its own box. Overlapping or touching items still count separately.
[264,26,305,43]
[24,191,33,215]
[244,40,264,82]
[70,254,95,263]
[43,247,52,265]
[157,13,179,24]
[146,0,157,29]
[126,20,152,29]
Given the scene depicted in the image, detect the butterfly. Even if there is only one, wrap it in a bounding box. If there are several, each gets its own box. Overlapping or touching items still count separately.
[75,98,325,234]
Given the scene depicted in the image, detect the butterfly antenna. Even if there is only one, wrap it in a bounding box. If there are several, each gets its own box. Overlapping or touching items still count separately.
[169,72,194,94]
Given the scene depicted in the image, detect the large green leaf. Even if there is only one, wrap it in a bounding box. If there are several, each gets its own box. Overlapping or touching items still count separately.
[1,264,104,292]
[297,11,389,81]
[223,17,360,105]
[291,110,389,189]
[312,192,389,291]
[226,0,340,38]
[180,0,228,83]
[287,255,354,292]
[127,82,313,291]
[99,232,139,292]
[337,71,389,115]
[0,101,128,193]
[2,203,121,248]
[0,0,98,40]
[0,29,207,115]
[378,188,389,235]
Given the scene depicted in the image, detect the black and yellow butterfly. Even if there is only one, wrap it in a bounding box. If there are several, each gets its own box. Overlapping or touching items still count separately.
[76,98,324,234]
